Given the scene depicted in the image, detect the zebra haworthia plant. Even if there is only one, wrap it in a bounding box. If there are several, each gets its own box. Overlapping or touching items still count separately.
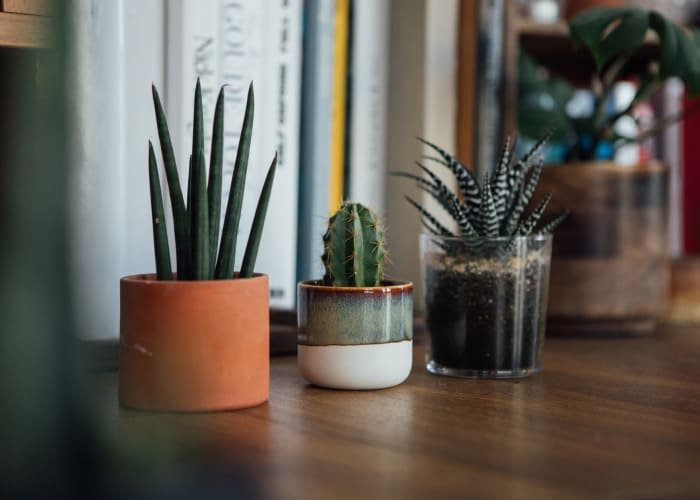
[321,202,387,287]
[396,135,567,254]
[149,78,277,281]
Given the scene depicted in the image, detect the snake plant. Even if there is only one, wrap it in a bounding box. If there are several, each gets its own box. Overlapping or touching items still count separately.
[149,78,277,280]
[395,135,567,255]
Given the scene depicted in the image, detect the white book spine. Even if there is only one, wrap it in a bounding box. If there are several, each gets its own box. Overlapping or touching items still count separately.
[219,0,268,271]
[347,0,389,216]
[166,0,220,183]
[69,0,165,339]
[257,0,303,309]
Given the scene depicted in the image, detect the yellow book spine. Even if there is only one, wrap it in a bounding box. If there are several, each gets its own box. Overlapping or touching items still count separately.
[328,0,349,212]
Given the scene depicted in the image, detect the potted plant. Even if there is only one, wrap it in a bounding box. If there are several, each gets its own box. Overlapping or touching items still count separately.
[518,7,700,334]
[396,137,566,378]
[119,79,277,411]
[296,202,413,390]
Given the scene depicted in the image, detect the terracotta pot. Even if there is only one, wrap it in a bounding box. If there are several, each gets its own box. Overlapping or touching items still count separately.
[119,273,269,411]
[297,280,413,390]
[535,161,670,335]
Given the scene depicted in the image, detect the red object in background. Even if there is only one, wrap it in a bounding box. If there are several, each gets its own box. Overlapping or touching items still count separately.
[683,93,700,253]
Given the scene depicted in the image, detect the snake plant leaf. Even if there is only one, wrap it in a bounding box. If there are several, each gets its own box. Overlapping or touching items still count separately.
[192,78,204,174]
[208,86,225,274]
[240,153,277,278]
[186,155,193,212]
[148,141,172,281]
[649,13,700,94]
[192,147,210,280]
[152,84,190,280]
[491,136,512,220]
[216,82,254,279]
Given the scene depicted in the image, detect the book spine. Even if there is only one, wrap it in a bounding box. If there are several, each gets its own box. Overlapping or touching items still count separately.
[256,0,303,309]
[297,0,337,282]
[218,0,268,270]
[69,0,166,339]
[346,0,389,215]
[166,0,220,181]
[328,0,349,210]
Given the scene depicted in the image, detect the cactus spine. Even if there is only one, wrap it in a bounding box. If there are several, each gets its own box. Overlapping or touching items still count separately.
[322,202,386,287]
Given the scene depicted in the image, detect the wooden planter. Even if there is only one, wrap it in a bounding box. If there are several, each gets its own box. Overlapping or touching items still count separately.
[119,273,269,411]
[535,161,670,335]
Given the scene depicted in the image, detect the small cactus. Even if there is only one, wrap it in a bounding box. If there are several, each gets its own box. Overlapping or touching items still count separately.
[322,202,386,287]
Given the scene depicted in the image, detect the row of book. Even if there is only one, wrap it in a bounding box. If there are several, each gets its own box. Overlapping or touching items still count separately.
[167,0,390,309]
[70,0,391,338]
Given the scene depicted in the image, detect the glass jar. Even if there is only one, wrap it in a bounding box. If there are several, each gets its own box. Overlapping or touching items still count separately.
[420,233,552,378]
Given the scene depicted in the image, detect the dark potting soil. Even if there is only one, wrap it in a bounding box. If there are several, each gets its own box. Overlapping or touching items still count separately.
[424,255,549,373]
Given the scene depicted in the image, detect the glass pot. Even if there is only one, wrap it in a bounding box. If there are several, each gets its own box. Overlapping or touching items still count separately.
[420,233,552,379]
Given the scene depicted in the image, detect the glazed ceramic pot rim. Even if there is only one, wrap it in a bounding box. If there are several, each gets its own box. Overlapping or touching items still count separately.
[298,279,412,293]
[121,272,267,285]
[420,233,552,244]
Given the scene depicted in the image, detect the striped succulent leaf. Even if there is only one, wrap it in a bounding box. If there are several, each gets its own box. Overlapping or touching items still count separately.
[396,171,475,237]
[395,134,566,256]
[517,192,553,236]
[491,136,512,219]
[538,210,570,235]
[418,137,481,208]
[502,159,544,236]
[480,175,500,238]
[404,196,456,238]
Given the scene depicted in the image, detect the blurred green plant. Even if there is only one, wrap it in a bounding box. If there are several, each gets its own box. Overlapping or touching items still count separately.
[519,7,700,161]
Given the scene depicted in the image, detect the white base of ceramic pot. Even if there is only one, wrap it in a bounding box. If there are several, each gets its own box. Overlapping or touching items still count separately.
[298,340,412,390]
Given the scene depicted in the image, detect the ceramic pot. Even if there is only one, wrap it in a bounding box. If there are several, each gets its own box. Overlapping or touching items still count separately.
[297,280,413,390]
[535,161,669,335]
[119,273,269,411]
[420,234,552,379]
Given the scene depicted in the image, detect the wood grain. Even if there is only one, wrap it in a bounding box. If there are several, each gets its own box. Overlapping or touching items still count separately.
[106,327,700,499]
[0,11,51,48]
[2,0,53,16]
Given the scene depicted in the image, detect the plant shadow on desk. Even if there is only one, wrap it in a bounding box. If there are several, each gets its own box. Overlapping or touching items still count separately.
[0,5,259,499]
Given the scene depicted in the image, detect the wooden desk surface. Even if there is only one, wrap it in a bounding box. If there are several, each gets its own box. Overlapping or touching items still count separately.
[109,327,700,500]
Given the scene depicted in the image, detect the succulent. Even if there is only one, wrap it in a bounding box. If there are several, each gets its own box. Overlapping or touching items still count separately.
[149,78,277,281]
[395,136,567,254]
[321,202,387,287]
